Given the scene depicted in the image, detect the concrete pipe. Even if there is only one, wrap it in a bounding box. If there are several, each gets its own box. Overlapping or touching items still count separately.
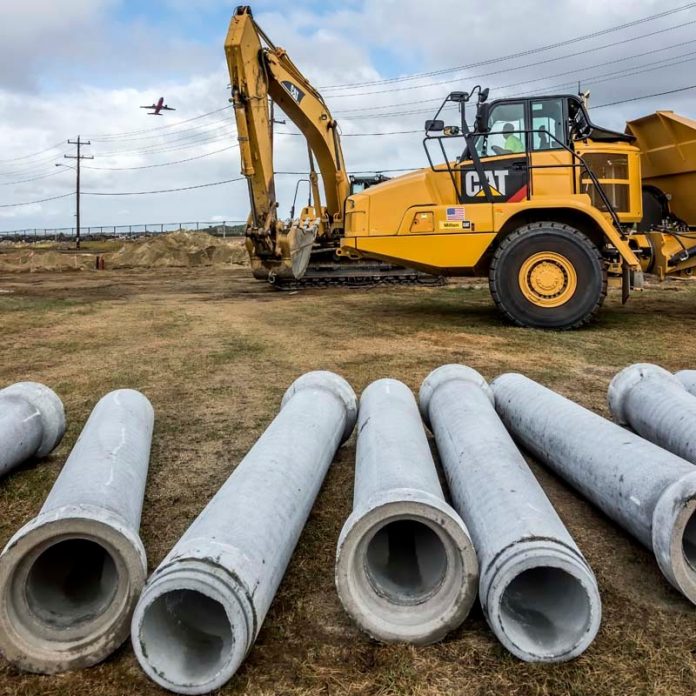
[336,378,478,645]
[493,373,696,606]
[0,381,66,477]
[420,365,601,663]
[131,371,357,695]
[676,370,696,397]
[609,363,696,464]
[0,389,154,674]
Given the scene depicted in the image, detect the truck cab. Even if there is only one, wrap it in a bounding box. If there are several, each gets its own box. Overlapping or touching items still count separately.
[341,89,645,328]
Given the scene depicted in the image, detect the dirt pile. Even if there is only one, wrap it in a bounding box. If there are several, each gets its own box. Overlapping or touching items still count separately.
[105,232,249,269]
[0,250,95,273]
[0,233,249,273]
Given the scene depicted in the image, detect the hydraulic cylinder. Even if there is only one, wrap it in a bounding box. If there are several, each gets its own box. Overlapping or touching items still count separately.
[336,378,478,645]
[0,389,154,673]
[131,371,357,695]
[420,365,601,662]
[493,372,696,605]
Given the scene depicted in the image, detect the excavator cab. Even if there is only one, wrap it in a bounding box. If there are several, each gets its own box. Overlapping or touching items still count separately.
[349,174,391,195]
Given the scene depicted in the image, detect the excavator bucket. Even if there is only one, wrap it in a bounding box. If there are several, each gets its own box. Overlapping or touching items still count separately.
[246,222,318,281]
[626,111,696,226]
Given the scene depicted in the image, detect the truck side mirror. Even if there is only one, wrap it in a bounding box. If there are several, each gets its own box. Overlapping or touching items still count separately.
[425,119,445,133]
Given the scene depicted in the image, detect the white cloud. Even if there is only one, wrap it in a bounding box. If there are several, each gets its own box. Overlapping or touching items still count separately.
[0,0,695,232]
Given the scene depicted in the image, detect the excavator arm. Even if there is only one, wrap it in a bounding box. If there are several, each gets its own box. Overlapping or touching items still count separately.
[225,5,350,279]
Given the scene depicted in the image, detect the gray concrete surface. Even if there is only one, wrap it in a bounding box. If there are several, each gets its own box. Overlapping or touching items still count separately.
[421,365,601,662]
[131,371,357,695]
[493,372,696,605]
[336,378,478,644]
[0,389,154,673]
[609,363,696,464]
[0,382,65,477]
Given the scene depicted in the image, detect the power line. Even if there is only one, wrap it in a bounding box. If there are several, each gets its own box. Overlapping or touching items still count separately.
[320,1,696,90]
[83,177,246,196]
[0,151,72,178]
[336,28,696,115]
[83,144,240,171]
[0,168,71,187]
[343,50,696,121]
[93,126,235,158]
[88,111,235,145]
[0,142,66,164]
[594,82,696,108]
[515,52,696,98]
[86,106,233,141]
[0,192,74,209]
[328,35,696,100]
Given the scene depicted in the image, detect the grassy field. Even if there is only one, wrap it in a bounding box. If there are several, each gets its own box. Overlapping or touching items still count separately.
[1,267,696,695]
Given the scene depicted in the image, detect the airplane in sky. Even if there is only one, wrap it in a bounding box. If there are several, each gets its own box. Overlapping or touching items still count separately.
[140,97,176,116]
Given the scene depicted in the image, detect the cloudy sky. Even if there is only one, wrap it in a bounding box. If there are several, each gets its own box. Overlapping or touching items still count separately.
[0,0,695,232]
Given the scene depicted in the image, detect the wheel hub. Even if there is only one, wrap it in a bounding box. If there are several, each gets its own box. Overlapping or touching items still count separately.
[519,252,577,308]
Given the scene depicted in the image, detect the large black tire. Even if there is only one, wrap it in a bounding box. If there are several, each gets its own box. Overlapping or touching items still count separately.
[489,222,607,330]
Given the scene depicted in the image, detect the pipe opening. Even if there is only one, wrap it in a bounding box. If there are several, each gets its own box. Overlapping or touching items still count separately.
[25,539,118,628]
[499,567,592,657]
[139,590,234,688]
[365,519,447,605]
[682,511,696,571]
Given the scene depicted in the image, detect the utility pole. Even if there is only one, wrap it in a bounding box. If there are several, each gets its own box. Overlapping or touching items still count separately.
[65,136,93,249]
[269,98,286,149]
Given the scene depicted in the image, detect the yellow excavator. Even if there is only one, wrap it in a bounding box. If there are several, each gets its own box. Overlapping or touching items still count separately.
[225,5,696,329]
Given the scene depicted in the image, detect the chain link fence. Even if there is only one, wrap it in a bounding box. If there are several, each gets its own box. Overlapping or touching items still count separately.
[0,221,247,243]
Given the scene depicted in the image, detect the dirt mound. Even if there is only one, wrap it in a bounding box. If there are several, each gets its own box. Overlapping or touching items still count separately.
[0,250,95,273]
[0,232,249,273]
[105,232,249,269]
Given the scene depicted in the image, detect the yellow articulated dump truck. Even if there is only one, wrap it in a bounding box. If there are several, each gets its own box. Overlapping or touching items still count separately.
[225,5,696,329]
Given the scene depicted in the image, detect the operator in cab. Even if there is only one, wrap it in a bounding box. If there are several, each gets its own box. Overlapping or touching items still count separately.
[502,123,524,153]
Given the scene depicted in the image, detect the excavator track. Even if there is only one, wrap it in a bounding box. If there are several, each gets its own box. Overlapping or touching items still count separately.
[270,261,446,290]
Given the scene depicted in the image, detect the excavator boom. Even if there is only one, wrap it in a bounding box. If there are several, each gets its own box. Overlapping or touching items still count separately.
[225,6,350,279]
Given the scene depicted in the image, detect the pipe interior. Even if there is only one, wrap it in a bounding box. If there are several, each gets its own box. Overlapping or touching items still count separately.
[681,510,696,571]
[25,538,119,628]
[139,590,233,687]
[499,566,591,657]
[365,519,448,604]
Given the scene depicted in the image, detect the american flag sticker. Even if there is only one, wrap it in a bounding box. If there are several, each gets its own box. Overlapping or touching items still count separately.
[446,207,466,221]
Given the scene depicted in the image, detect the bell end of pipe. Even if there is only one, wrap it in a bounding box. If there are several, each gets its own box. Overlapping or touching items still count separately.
[282,371,358,442]
[675,370,696,394]
[335,490,479,645]
[0,509,147,674]
[608,363,680,425]
[484,540,601,663]
[652,471,696,605]
[99,389,155,425]
[131,558,254,695]
[419,364,492,427]
[1,382,66,458]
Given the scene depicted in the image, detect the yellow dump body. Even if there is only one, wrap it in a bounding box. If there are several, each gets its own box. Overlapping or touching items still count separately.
[626,111,696,226]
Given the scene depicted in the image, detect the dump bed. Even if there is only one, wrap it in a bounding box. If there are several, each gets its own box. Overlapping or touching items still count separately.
[626,111,696,226]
